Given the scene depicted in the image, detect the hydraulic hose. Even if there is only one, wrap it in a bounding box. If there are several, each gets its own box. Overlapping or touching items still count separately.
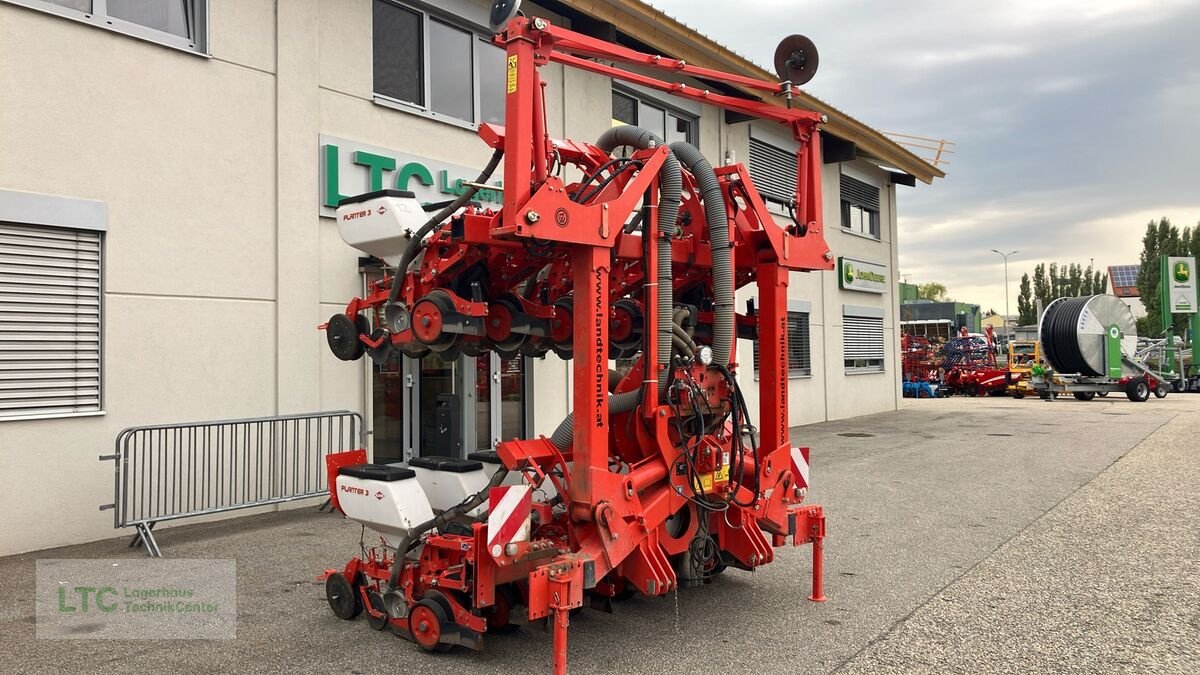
[384,149,504,331]
[388,466,509,590]
[595,126,682,400]
[669,142,734,366]
[548,390,640,450]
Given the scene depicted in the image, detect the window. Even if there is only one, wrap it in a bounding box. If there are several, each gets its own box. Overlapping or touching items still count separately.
[748,137,795,205]
[840,173,881,239]
[0,222,102,418]
[753,310,812,378]
[5,0,207,53]
[611,89,697,145]
[843,307,885,373]
[372,0,506,126]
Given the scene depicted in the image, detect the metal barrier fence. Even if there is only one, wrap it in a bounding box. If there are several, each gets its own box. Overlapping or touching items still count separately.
[99,411,364,557]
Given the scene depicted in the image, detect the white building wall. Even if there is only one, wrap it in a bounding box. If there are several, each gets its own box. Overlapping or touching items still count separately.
[0,0,904,555]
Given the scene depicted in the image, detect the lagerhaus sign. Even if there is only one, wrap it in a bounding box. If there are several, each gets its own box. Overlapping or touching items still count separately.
[319,134,503,217]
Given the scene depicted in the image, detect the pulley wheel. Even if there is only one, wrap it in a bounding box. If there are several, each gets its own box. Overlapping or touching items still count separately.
[366,591,390,631]
[408,599,450,652]
[488,0,522,33]
[367,328,393,364]
[773,34,819,85]
[549,297,574,360]
[326,314,366,362]
[325,573,362,620]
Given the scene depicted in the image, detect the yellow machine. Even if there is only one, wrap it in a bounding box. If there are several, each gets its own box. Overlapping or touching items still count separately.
[1007,340,1041,399]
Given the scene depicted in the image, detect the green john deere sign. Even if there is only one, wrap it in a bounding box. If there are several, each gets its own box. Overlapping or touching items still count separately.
[319,134,503,217]
[838,257,887,293]
[1174,260,1190,283]
[1163,256,1198,314]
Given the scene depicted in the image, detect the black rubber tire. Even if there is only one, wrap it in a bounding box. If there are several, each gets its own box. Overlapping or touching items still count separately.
[1012,392,1025,399]
[1126,378,1150,402]
[325,573,362,620]
[1073,391,1096,401]
[1154,384,1168,399]
[327,314,366,361]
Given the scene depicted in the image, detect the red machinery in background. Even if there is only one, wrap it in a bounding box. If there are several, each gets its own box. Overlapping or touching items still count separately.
[320,5,831,673]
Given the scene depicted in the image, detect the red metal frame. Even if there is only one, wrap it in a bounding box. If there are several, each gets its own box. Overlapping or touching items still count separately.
[322,16,834,674]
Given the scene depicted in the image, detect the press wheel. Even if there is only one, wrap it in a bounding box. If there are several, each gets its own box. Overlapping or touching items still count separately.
[325,573,362,620]
[408,599,450,652]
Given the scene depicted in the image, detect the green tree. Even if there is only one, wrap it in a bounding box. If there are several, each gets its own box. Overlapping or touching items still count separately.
[1017,273,1035,324]
[1081,264,1094,295]
[1033,264,1050,309]
[1069,263,1083,296]
[1049,262,1060,299]
[1096,270,1106,294]
[1137,217,1189,336]
[917,282,948,302]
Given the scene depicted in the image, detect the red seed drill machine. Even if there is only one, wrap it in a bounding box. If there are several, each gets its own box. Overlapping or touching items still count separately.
[320,3,830,672]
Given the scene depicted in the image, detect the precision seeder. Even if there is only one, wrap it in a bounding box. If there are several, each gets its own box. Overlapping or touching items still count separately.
[319,2,832,672]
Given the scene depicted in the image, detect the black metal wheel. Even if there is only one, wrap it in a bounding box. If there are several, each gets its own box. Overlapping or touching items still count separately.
[325,573,362,620]
[366,591,389,630]
[367,328,393,364]
[1073,391,1096,401]
[327,314,366,361]
[1154,383,1168,398]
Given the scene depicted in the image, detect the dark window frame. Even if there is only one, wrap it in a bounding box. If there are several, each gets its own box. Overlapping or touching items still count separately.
[611,86,698,146]
[372,0,505,127]
[3,0,208,53]
[840,173,882,239]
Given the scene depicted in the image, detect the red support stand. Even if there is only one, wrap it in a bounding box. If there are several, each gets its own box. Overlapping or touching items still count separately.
[552,606,569,675]
[809,535,826,602]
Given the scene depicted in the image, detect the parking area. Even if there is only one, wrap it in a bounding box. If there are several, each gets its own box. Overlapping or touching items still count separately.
[2,395,1198,674]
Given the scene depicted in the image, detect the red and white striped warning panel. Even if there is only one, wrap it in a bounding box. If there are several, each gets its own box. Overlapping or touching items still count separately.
[487,485,532,555]
[790,446,810,489]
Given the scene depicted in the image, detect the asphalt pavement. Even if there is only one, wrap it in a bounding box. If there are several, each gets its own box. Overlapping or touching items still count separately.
[1,394,1197,674]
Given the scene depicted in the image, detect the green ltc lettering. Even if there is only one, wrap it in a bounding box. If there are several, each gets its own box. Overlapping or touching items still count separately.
[353,151,397,191]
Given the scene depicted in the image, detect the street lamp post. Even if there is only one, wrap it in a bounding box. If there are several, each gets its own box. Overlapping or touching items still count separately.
[991,249,1018,349]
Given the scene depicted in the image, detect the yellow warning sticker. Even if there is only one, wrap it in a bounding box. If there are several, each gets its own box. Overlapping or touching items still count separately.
[506,55,519,94]
[699,465,730,493]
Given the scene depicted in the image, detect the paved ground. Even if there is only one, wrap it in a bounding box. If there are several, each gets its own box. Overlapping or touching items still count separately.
[2,394,1198,674]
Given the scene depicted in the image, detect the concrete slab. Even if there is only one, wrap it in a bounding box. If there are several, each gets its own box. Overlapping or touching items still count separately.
[0,394,1195,674]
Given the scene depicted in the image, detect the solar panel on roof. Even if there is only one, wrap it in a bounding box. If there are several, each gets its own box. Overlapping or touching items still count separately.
[1108,264,1140,289]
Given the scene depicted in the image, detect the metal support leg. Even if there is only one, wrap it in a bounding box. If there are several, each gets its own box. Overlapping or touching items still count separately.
[552,606,569,675]
[133,523,162,558]
[809,535,826,602]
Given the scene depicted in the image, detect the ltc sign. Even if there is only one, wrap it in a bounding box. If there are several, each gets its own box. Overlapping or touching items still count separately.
[319,134,503,217]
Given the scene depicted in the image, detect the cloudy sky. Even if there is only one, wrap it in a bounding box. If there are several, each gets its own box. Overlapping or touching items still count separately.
[650,0,1200,313]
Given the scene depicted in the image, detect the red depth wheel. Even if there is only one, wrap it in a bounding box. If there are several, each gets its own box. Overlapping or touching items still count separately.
[410,290,459,352]
[408,599,447,652]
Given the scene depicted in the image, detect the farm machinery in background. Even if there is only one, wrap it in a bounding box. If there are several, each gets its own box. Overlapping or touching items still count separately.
[316,4,830,673]
[902,326,1015,397]
[1005,340,1041,399]
[1031,295,1172,402]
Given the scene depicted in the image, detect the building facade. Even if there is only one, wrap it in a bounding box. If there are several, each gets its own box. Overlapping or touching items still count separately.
[0,0,940,555]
